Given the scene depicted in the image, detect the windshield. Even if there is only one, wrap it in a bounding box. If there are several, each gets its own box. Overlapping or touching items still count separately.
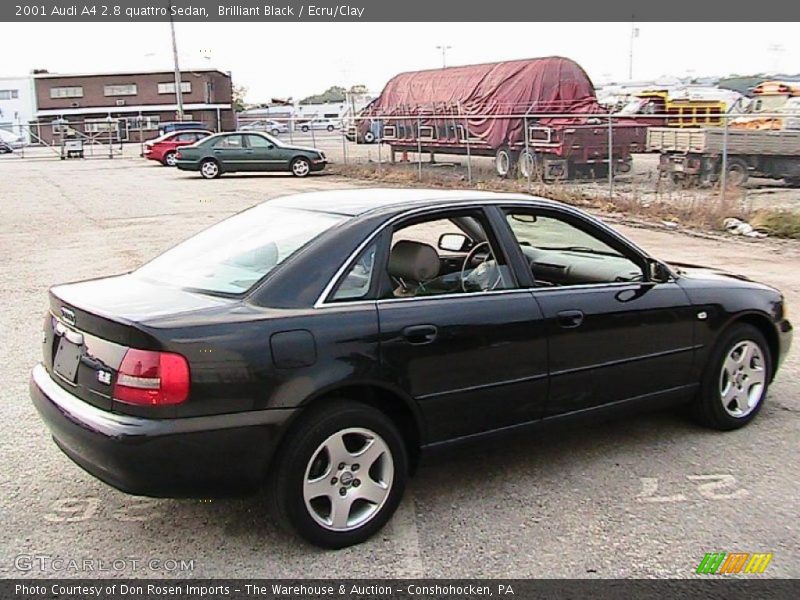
[617,99,647,115]
[135,205,346,294]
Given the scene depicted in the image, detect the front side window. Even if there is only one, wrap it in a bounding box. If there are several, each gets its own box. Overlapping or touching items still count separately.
[384,212,514,298]
[246,134,272,148]
[136,206,346,295]
[504,210,643,286]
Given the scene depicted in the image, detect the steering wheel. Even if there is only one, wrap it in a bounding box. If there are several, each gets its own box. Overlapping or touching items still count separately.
[460,241,502,292]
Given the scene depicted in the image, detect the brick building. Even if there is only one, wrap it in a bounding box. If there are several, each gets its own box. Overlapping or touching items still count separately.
[32,68,234,143]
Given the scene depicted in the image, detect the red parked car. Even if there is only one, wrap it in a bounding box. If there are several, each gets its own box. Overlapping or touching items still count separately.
[143,130,213,166]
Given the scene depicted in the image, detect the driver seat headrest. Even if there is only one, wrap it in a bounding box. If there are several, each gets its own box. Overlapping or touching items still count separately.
[388,240,440,283]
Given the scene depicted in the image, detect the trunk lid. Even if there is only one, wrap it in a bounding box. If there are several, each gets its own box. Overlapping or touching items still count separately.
[43,275,232,411]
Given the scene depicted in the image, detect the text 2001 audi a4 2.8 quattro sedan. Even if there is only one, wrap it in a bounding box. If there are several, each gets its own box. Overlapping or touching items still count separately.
[31,189,792,548]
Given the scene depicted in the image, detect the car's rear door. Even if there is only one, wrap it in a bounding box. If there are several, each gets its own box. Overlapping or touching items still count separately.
[373,207,548,443]
[211,134,248,170]
[499,206,696,417]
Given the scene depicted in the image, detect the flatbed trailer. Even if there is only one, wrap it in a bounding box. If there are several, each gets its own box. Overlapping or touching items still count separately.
[648,127,800,186]
[383,119,646,180]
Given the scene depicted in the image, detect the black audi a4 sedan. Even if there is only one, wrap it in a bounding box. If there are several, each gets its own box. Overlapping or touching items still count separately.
[31,189,792,548]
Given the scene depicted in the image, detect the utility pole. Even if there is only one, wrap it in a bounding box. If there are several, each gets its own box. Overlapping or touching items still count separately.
[628,20,639,81]
[436,45,452,69]
[167,0,184,120]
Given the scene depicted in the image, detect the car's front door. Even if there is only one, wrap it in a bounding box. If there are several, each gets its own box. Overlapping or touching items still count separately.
[500,207,696,417]
[373,208,548,443]
[211,134,248,170]
[244,134,287,171]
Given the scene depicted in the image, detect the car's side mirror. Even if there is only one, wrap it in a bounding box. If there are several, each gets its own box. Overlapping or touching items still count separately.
[438,233,471,253]
[267,144,274,149]
[649,260,672,283]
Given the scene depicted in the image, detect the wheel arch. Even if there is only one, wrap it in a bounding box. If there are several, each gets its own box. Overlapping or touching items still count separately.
[279,381,425,473]
[721,311,780,380]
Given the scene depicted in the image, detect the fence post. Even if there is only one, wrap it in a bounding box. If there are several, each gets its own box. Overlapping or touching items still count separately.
[524,116,531,189]
[459,102,472,185]
[607,114,614,199]
[377,122,382,173]
[720,113,729,195]
[341,116,348,166]
[416,116,423,181]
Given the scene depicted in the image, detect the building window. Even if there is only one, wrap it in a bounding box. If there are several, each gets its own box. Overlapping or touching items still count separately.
[158,82,191,94]
[104,84,138,96]
[128,116,161,131]
[84,118,118,133]
[0,90,19,100]
[50,87,84,99]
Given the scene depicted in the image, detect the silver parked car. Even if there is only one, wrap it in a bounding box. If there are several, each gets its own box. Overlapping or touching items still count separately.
[238,119,289,136]
[296,119,341,133]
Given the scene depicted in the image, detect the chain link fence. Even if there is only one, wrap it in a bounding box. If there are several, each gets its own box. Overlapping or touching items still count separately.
[4,110,798,234]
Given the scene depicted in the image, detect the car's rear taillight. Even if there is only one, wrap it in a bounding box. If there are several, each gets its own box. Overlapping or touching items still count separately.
[113,349,190,406]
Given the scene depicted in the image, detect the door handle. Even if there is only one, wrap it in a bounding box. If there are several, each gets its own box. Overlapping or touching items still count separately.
[556,310,584,328]
[402,325,438,345]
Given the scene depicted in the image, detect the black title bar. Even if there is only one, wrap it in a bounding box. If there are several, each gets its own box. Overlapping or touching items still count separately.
[4,0,800,22]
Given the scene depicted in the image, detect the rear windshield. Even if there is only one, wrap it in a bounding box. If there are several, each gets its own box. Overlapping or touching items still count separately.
[135,205,346,294]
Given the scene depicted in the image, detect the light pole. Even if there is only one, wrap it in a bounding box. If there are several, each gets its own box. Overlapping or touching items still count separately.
[167,0,184,121]
[436,45,452,69]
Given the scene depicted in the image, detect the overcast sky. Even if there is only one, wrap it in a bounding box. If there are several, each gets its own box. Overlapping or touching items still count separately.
[2,22,798,100]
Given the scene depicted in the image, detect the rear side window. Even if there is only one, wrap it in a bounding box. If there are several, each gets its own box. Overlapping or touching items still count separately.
[215,135,244,148]
[331,242,378,301]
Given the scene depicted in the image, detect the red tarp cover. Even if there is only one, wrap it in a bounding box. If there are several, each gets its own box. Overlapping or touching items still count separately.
[367,56,604,148]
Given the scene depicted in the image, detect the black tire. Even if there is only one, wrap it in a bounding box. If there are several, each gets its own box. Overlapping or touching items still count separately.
[363,131,376,144]
[271,128,280,136]
[784,177,800,187]
[199,158,221,179]
[162,151,177,167]
[725,158,749,187]
[518,149,542,181]
[301,125,309,133]
[290,156,311,177]
[495,147,517,178]
[327,125,334,132]
[267,400,408,549]
[692,323,771,431]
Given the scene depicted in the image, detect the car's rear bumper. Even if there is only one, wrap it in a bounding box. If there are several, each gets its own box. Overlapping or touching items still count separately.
[30,363,294,497]
[175,160,200,171]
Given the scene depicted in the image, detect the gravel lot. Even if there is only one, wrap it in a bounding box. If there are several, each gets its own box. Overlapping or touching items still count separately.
[1,154,798,578]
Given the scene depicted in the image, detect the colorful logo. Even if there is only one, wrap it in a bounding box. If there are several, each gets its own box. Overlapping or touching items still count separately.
[696,552,773,574]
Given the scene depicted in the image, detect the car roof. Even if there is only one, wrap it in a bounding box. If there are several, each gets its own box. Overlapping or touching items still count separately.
[163,129,211,136]
[269,188,555,217]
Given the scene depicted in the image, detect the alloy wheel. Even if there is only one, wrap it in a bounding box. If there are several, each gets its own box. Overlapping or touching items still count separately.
[201,161,219,179]
[292,159,310,177]
[719,340,766,418]
[302,427,394,532]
